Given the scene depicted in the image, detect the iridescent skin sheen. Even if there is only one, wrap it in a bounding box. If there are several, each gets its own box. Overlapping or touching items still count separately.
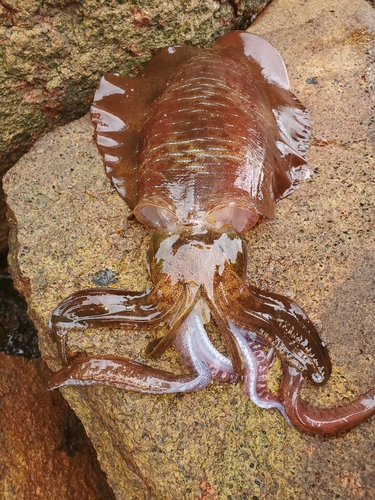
[48,31,375,435]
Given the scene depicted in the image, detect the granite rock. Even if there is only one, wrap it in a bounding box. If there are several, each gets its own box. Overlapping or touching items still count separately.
[0,352,115,499]
[3,0,375,498]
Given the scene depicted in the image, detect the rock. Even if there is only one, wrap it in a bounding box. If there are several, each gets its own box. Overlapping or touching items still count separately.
[3,0,375,498]
[0,272,39,357]
[0,352,115,499]
[0,0,271,255]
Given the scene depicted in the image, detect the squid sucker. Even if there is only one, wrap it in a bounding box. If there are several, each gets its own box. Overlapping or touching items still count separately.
[47,31,375,436]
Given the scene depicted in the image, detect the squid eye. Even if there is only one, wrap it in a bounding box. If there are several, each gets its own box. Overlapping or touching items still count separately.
[207,206,259,233]
[134,204,179,229]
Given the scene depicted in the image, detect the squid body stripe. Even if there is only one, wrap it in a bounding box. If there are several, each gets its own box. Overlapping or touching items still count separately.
[144,137,246,155]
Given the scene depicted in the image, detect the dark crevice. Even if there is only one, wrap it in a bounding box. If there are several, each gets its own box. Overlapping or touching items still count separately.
[0,272,40,358]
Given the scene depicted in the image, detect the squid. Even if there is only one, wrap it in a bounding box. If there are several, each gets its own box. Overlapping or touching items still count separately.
[48,31,375,435]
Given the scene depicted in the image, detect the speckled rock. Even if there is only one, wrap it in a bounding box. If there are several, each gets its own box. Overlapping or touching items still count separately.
[0,353,115,500]
[3,0,375,498]
[0,0,271,256]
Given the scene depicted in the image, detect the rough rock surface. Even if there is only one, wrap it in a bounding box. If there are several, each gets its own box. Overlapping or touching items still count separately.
[0,352,115,499]
[0,0,270,256]
[3,0,375,498]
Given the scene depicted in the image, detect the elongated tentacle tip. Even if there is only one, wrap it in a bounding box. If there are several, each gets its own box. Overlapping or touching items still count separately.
[46,366,77,390]
[280,364,375,436]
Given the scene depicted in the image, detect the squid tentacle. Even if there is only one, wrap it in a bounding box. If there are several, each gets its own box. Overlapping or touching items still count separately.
[246,340,275,400]
[279,363,375,435]
[47,307,212,393]
[145,285,198,359]
[230,322,290,421]
[49,278,185,363]
[146,296,238,382]
[247,285,330,381]
[215,265,331,385]
[204,290,246,376]
[188,300,238,383]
